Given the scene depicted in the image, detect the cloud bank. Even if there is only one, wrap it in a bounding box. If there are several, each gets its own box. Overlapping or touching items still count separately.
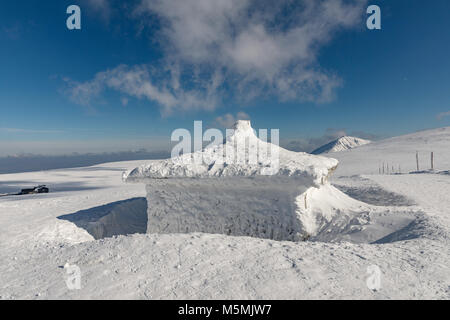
[67,0,367,115]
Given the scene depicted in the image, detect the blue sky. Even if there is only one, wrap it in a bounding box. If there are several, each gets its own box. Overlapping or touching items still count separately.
[1,0,449,156]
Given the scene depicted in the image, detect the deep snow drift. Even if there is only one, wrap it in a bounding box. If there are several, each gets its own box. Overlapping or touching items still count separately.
[312,136,371,154]
[0,127,449,299]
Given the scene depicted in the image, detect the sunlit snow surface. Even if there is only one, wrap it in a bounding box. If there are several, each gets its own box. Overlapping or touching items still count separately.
[0,128,449,299]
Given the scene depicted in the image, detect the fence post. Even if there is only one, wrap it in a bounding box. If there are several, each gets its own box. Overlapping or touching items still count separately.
[416,152,419,171]
[431,152,434,170]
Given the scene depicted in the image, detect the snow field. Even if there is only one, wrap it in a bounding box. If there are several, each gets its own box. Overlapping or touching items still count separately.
[0,127,449,299]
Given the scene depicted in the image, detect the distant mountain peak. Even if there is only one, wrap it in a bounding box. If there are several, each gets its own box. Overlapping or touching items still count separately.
[311,136,371,154]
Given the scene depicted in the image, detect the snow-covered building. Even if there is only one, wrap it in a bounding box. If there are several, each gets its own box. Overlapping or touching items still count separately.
[124,121,339,241]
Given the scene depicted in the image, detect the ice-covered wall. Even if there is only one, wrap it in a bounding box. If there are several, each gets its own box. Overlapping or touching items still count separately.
[145,178,309,241]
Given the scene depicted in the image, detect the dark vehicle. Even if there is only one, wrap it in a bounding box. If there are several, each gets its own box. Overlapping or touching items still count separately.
[19,185,49,195]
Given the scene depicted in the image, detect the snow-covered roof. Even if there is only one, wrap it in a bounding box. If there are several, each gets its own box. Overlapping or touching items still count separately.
[124,121,338,185]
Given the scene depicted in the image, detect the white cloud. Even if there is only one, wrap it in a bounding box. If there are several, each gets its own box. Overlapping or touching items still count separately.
[67,0,367,114]
[81,0,112,22]
[213,111,250,128]
[65,64,220,115]
[120,97,129,106]
[436,111,450,120]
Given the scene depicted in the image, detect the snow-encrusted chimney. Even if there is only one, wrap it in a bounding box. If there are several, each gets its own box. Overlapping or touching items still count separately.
[227,120,256,141]
[232,120,252,131]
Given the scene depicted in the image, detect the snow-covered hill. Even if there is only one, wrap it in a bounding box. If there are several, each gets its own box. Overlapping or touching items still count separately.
[312,136,371,154]
[332,127,450,176]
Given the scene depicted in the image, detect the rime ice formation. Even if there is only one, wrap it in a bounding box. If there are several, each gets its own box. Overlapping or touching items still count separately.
[124,121,339,241]
[125,120,338,185]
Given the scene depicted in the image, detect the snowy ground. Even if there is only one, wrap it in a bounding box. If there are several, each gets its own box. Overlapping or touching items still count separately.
[0,129,449,300]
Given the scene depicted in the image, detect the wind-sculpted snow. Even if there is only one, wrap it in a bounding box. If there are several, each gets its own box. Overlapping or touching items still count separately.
[58,198,148,240]
[1,233,448,299]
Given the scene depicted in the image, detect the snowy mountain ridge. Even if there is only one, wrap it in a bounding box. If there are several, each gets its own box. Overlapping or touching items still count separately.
[311,136,371,154]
